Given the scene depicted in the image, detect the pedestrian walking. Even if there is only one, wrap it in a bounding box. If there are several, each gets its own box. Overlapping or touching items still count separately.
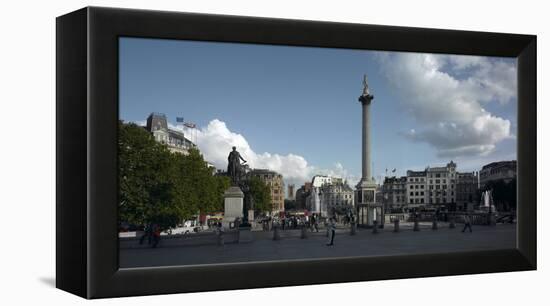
[311,214,319,232]
[216,222,225,246]
[462,213,473,233]
[139,223,153,245]
[151,224,161,248]
[326,217,336,246]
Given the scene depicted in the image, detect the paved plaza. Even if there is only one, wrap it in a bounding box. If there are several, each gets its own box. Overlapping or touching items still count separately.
[120,223,516,268]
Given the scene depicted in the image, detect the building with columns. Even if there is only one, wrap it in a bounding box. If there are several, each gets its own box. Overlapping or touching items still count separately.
[479,160,517,188]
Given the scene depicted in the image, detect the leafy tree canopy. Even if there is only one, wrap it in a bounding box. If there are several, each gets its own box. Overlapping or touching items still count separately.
[118,122,230,229]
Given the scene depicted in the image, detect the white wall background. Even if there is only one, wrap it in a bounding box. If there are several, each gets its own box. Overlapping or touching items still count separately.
[0,0,546,304]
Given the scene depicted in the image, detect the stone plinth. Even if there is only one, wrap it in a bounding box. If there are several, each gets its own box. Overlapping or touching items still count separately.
[355,178,379,227]
[223,186,244,228]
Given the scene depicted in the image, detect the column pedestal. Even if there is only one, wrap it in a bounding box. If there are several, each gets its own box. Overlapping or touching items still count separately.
[356,178,379,227]
[223,186,244,228]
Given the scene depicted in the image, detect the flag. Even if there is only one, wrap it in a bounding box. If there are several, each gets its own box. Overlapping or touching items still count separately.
[176,117,184,123]
[184,122,196,128]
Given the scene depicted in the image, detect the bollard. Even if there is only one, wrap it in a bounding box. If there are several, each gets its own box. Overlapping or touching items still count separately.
[300,225,307,239]
[372,220,379,234]
[350,221,356,236]
[413,218,420,231]
[449,216,456,229]
[393,218,400,233]
[273,225,280,240]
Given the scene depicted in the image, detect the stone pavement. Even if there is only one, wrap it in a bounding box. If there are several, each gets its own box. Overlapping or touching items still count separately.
[119,223,516,268]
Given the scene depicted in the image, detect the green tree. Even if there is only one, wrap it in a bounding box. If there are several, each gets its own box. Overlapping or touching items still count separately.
[176,148,230,216]
[247,176,272,213]
[119,122,232,230]
[118,122,181,229]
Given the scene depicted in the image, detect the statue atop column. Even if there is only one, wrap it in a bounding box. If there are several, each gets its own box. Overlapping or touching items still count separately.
[227,146,247,185]
[361,74,373,97]
[359,74,374,104]
[362,74,370,95]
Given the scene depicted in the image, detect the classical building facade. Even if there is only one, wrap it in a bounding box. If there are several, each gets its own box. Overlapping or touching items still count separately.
[456,171,479,211]
[381,161,463,211]
[319,180,354,215]
[249,169,285,215]
[381,176,407,211]
[406,170,427,208]
[306,175,354,217]
[426,161,457,208]
[479,160,517,188]
[145,112,196,155]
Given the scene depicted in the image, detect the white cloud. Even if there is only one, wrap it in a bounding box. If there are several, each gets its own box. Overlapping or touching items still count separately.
[193,119,359,187]
[377,52,516,157]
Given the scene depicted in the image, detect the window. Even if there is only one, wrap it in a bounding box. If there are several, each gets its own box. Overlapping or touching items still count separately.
[420,191,424,196]
[410,192,413,196]
[421,198,424,204]
[415,192,419,196]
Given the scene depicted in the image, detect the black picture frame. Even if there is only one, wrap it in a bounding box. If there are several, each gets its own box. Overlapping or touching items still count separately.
[56,6,537,299]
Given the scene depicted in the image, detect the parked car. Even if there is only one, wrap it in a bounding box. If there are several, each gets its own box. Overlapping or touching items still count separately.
[162,220,203,235]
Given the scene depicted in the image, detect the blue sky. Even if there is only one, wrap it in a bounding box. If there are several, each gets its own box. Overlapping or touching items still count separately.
[119,37,517,187]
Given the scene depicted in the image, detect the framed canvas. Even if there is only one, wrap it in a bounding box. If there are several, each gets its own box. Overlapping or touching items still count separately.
[56,6,537,299]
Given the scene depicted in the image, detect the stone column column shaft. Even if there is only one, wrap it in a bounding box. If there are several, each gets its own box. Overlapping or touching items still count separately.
[359,95,373,182]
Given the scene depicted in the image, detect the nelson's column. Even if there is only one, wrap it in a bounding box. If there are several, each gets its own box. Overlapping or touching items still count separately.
[356,75,382,227]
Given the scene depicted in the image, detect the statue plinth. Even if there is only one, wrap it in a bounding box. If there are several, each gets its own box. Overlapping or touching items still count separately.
[223,186,244,228]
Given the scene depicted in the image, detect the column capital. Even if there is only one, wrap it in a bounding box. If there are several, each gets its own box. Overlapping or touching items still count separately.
[358,94,374,104]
